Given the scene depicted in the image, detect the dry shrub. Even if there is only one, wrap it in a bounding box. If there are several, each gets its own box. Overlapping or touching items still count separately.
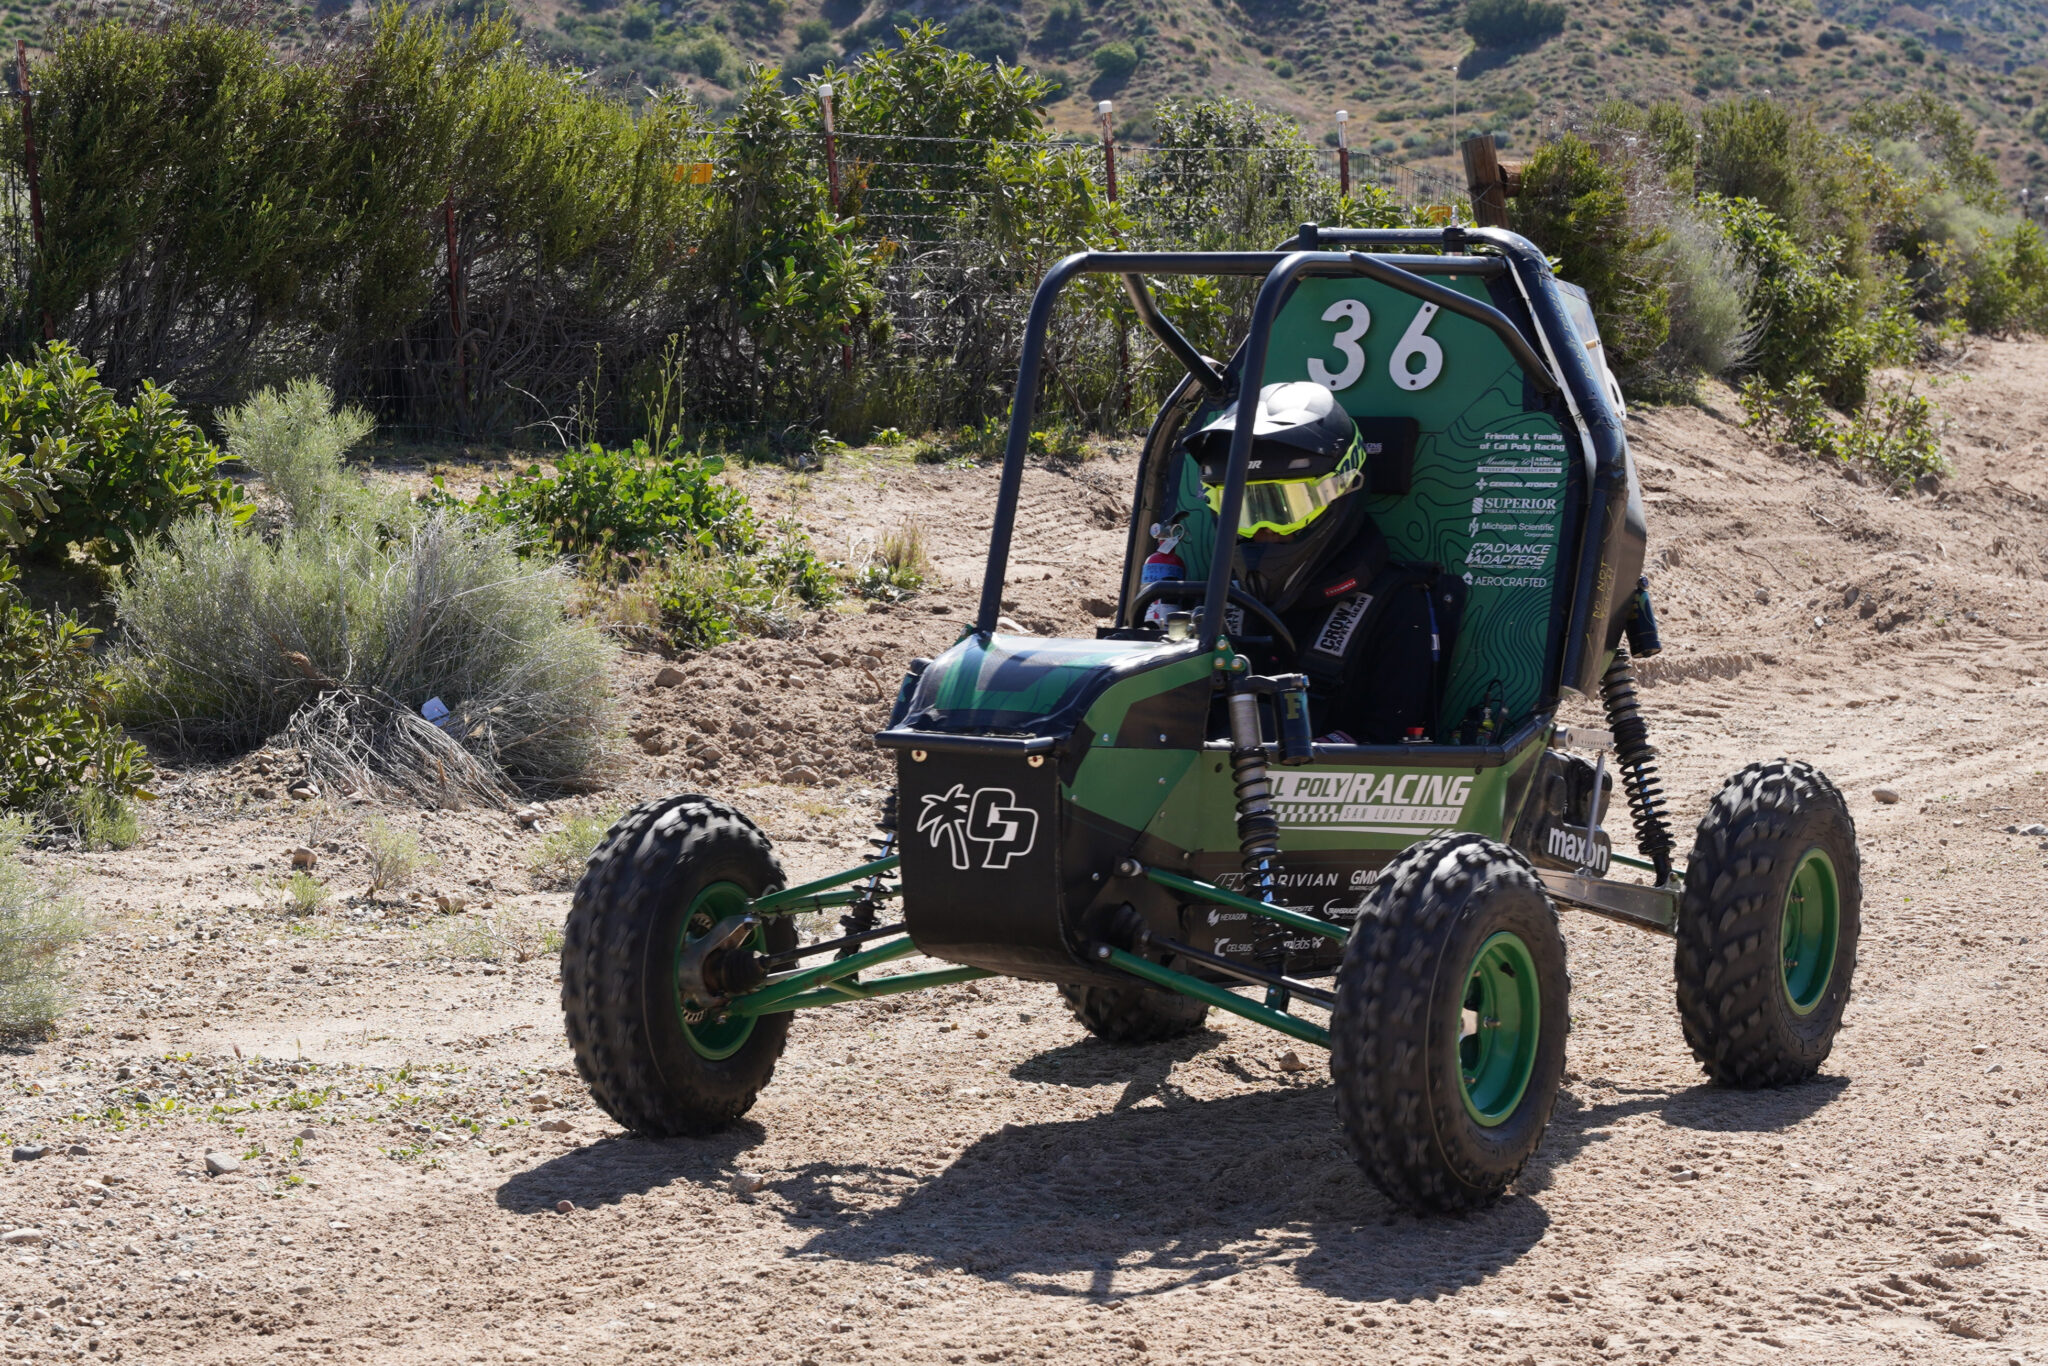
[115,507,615,801]
[0,815,91,1039]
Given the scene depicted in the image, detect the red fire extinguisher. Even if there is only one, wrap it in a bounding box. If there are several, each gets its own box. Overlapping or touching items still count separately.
[1141,520,1185,626]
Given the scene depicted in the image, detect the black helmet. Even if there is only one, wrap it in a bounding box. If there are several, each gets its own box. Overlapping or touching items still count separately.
[1187,382,1369,612]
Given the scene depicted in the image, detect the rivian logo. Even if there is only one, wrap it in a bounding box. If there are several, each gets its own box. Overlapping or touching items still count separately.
[916,784,1040,871]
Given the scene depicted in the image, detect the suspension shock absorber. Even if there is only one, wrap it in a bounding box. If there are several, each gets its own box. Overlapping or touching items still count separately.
[1226,681,1281,902]
[1600,645,1676,885]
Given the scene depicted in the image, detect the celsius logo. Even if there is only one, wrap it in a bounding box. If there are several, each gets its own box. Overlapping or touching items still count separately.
[916,784,1040,871]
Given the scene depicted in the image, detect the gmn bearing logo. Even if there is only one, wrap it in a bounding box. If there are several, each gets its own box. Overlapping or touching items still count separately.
[916,784,1040,871]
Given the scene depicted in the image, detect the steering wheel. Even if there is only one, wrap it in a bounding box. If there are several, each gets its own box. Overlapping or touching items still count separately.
[1128,579,1296,657]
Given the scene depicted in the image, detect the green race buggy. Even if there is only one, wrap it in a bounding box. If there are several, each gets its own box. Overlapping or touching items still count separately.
[560,225,1861,1213]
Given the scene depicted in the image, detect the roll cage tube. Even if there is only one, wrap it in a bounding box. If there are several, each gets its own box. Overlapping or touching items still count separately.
[975,237,1579,643]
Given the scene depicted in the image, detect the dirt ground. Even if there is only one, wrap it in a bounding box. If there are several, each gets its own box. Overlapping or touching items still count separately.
[5,343,2048,1366]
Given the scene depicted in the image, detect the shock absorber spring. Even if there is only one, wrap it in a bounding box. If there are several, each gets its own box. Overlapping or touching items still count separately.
[1600,646,1676,884]
[1226,687,1281,900]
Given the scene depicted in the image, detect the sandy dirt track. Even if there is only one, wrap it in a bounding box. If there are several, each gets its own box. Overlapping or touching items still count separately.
[4,344,2048,1365]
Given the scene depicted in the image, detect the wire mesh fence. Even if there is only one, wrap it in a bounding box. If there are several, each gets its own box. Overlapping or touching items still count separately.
[0,90,1473,443]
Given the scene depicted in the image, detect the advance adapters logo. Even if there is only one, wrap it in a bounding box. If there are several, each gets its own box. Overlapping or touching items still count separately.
[1268,770,1473,835]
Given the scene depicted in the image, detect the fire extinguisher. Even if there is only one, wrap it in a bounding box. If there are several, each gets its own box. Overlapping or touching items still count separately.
[1141,519,1185,627]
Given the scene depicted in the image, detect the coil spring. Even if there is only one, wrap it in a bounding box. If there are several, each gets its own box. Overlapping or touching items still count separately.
[1600,647,1677,884]
[1230,744,1281,898]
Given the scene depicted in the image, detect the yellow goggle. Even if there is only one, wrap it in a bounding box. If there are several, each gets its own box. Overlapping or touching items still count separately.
[1204,467,1362,538]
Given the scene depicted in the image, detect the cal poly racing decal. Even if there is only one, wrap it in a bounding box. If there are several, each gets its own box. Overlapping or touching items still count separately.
[1268,769,1473,835]
[916,784,1041,871]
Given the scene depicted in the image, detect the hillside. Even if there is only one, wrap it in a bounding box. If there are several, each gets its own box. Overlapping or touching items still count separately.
[5,0,2044,189]
[496,0,2048,185]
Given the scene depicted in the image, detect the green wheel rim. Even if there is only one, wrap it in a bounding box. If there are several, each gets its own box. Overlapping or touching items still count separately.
[1458,930,1541,1127]
[1780,848,1840,1016]
[675,881,760,1060]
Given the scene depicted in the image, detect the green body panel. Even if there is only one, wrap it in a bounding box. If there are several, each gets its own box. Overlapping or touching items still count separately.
[1165,274,1573,739]
[904,633,1198,734]
[1141,733,1541,856]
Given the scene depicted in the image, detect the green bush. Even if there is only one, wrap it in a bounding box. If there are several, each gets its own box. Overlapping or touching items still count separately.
[1510,134,1670,376]
[0,560,153,825]
[1091,40,1139,80]
[530,807,624,886]
[1462,0,1566,49]
[471,443,758,568]
[222,378,379,527]
[1741,374,1946,488]
[3,343,248,565]
[0,813,90,1040]
[1709,195,1912,409]
[627,522,837,649]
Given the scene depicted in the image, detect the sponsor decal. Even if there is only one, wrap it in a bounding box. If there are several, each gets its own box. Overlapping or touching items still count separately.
[1545,823,1612,875]
[1312,593,1373,656]
[915,784,1040,871]
[1213,871,1344,891]
[1268,770,1474,834]
[1465,543,1551,570]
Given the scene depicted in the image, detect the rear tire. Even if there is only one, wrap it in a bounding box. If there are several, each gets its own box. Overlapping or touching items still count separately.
[1676,759,1861,1088]
[1058,982,1211,1043]
[560,796,797,1136]
[1331,833,1570,1213]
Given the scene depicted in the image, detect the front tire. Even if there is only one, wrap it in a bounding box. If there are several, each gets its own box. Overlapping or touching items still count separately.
[1331,833,1570,1213]
[1675,760,1861,1088]
[560,796,797,1136]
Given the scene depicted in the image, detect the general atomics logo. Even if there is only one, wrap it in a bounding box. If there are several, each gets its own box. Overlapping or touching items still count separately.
[916,784,1040,871]
[1268,771,1473,834]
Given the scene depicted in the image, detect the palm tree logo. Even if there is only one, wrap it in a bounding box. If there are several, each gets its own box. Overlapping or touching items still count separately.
[917,783,975,870]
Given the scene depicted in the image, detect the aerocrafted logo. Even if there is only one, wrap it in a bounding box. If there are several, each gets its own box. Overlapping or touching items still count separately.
[916,784,1040,871]
[1268,770,1474,834]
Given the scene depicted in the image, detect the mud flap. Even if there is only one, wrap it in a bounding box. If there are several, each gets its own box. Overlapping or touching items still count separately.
[896,750,1080,980]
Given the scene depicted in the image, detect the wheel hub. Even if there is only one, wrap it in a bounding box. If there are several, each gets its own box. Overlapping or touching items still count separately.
[1779,848,1840,1016]
[1458,931,1540,1127]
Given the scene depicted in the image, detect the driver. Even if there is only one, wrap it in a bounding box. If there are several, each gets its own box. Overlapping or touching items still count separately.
[1181,381,1464,743]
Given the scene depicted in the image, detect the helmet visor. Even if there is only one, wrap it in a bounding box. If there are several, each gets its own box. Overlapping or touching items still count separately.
[1205,467,1362,538]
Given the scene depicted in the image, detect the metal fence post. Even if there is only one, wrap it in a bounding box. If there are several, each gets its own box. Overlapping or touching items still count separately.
[819,82,839,214]
[1097,99,1117,201]
[16,40,48,341]
[1335,109,1350,199]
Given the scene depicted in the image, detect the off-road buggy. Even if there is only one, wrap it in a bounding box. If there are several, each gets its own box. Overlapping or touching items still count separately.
[560,225,1861,1212]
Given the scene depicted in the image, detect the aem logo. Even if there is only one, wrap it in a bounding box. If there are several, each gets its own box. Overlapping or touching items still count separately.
[916,784,1041,871]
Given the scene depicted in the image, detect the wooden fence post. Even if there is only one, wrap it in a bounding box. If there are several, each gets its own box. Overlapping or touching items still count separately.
[16,40,49,341]
[444,192,466,419]
[1461,133,1511,229]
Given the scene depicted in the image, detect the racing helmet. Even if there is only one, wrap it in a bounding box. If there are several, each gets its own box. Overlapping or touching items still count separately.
[1186,382,1369,611]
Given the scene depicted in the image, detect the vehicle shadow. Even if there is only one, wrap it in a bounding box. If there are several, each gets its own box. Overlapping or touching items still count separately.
[786,1080,1545,1303]
[494,1119,774,1215]
[494,1058,1850,1303]
[1515,1071,1851,1196]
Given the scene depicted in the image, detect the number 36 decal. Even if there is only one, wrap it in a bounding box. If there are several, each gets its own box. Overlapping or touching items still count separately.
[1306,297,1444,393]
